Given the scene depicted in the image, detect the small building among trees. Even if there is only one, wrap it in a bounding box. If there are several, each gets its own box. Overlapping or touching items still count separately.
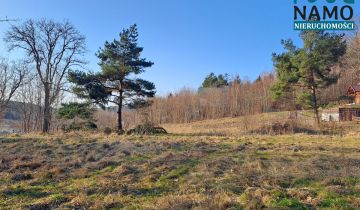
[347,84,360,105]
[339,84,360,121]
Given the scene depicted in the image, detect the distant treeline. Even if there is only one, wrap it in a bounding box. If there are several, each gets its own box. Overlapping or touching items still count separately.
[1,19,359,133]
[143,74,275,124]
[122,70,355,127]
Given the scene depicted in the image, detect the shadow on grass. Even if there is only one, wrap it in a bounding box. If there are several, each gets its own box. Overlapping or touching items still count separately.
[3,186,48,198]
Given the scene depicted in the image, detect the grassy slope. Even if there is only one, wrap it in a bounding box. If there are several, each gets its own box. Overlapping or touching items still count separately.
[163,111,360,136]
[162,111,315,136]
[1,133,360,209]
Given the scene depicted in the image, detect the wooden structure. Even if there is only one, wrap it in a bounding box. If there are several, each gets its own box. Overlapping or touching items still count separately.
[339,84,360,121]
[347,84,360,104]
[339,108,360,121]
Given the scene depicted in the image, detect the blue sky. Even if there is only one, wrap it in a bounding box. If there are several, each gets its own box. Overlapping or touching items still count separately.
[0,0,359,95]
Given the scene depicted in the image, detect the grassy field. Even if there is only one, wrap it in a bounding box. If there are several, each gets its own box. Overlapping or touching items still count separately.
[162,111,360,136]
[162,112,311,136]
[1,132,360,209]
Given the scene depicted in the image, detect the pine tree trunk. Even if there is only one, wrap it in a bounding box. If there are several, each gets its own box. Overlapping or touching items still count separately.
[309,68,320,126]
[117,90,123,133]
[312,87,320,126]
[42,86,51,133]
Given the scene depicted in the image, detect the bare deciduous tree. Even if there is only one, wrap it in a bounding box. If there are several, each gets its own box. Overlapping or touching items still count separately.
[5,19,86,133]
[118,73,276,127]
[14,74,43,133]
[0,58,26,116]
[342,33,360,75]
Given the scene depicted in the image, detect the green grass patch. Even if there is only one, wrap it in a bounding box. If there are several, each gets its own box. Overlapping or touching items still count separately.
[329,177,360,187]
[0,178,8,185]
[124,154,151,162]
[218,143,232,150]
[277,198,307,209]
[160,160,199,181]
[293,177,317,187]
[255,152,270,160]
[50,193,68,204]
[91,165,118,176]
[319,197,349,208]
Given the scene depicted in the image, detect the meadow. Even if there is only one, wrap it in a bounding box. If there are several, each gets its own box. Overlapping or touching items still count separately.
[0,4,359,210]
[1,131,360,209]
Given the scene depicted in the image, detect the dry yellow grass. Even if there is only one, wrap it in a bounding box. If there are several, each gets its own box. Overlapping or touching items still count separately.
[1,133,360,209]
[1,113,360,209]
[162,111,313,136]
[163,111,360,136]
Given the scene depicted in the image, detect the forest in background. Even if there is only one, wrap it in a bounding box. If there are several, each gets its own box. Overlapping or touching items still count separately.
[119,32,359,129]
[0,20,359,133]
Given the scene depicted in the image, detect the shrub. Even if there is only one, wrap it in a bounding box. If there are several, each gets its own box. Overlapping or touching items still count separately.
[248,121,318,135]
[117,129,125,135]
[126,122,167,135]
[103,127,112,135]
[61,121,97,132]
[11,173,33,181]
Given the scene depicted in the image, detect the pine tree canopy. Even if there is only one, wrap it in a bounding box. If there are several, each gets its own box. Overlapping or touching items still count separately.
[68,24,155,109]
[57,102,95,120]
[68,24,155,131]
[271,30,347,124]
[201,72,229,88]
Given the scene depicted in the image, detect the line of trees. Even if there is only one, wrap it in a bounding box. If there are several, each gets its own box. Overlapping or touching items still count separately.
[1,18,359,133]
[121,73,275,126]
[2,20,154,133]
[122,31,359,127]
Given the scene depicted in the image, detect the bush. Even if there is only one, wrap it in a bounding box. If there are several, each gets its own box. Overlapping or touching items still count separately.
[11,173,33,181]
[126,123,167,135]
[248,121,318,135]
[83,121,97,130]
[117,129,125,135]
[103,127,112,135]
[61,121,97,132]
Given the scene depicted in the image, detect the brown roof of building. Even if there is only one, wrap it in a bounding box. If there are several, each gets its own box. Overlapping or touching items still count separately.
[354,85,360,92]
[348,84,360,94]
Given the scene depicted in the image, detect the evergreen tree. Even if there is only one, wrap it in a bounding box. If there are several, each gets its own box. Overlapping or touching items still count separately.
[57,102,94,120]
[272,31,346,125]
[69,24,155,133]
[255,75,262,83]
[57,102,97,131]
[271,39,301,110]
[201,73,229,88]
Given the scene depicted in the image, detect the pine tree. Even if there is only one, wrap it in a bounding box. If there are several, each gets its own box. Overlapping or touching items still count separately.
[69,24,155,133]
[201,73,229,88]
[57,102,94,120]
[272,31,346,125]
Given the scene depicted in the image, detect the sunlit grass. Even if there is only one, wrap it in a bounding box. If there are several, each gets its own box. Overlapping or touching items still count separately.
[1,132,360,209]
